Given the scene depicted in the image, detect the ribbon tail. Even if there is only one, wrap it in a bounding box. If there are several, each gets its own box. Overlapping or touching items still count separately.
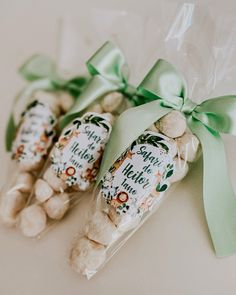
[189,118,236,257]
[59,76,118,129]
[5,114,16,152]
[96,100,172,186]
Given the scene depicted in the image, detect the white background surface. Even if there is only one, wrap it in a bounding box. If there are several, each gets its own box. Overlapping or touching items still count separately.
[0,0,236,294]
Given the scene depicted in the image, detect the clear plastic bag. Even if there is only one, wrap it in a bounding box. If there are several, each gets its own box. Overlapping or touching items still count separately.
[68,3,236,279]
[70,111,200,278]
[0,88,75,227]
[18,91,135,238]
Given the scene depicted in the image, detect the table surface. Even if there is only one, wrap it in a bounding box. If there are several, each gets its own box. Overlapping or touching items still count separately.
[1,0,236,294]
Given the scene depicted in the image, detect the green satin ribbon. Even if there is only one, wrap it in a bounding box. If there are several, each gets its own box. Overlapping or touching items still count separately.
[59,41,137,129]
[6,55,87,151]
[97,58,236,257]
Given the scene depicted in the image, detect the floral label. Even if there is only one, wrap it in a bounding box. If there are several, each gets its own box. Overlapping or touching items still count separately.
[101,131,175,217]
[51,113,112,191]
[12,100,56,165]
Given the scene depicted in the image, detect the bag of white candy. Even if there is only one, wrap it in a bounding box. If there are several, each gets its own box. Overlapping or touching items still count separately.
[0,54,87,227]
[70,57,236,279]
[18,42,139,238]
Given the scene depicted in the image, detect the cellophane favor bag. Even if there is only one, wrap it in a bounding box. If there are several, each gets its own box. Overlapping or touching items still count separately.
[69,3,236,279]
[0,55,87,227]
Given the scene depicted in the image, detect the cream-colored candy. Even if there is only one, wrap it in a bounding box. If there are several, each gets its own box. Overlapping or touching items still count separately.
[14,172,35,193]
[0,190,26,227]
[156,110,187,138]
[101,92,123,113]
[108,207,140,233]
[18,158,44,172]
[148,123,159,133]
[115,97,131,115]
[58,91,74,113]
[35,179,54,203]
[169,157,189,183]
[34,90,61,117]
[176,131,200,162]
[70,237,106,275]
[87,103,103,114]
[44,193,70,220]
[85,211,117,246]
[19,204,47,237]
[43,167,67,192]
[102,113,116,125]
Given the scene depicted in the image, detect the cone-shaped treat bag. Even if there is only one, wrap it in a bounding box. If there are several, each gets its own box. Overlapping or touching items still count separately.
[18,42,138,238]
[70,57,236,279]
[0,55,87,227]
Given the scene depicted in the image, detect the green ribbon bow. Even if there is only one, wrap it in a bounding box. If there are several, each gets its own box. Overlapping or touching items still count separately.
[6,55,87,151]
[59,41,137,129]
[97,58,236,257]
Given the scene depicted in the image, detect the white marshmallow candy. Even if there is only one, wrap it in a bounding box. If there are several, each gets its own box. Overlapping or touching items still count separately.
[35,179,54,203]
[87,103,103,114]
[156,110,187,138]
[58,91,74,113]
[14,172,35,193]
[0,190,26,227]
[43,167,67,192]
[70,237,106,275]
[101,113,116,125]
[34,90,61,117]
[85,211,117,246]
[19,204,47,237]
[101,92,124,113]
[176,131,200,162]
[44,193,70,220]
[108,206,141,233]
[169,157,189,183]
